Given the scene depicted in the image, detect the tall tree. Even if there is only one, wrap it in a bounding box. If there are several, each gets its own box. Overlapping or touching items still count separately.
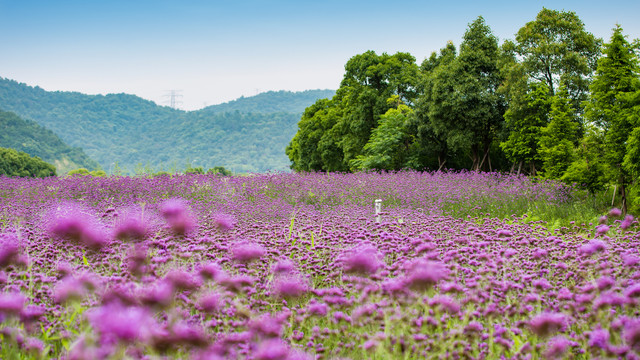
[426,17,505,170]
[350,99,413,171]
[334,51,419,165]
[538,85,579,179]
[585,25,640,212]
[286,98,346,172]
[500,82,551,175]
[412,41,458,170]
[515,8,601,116]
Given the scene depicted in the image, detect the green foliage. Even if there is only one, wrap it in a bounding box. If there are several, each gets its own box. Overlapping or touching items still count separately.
[206,166,232,176]
[153,171,172,177]
[500,82,551,174]
[0,109,98,173]
[0,147,56,178]
[411,42,458,170]
[350,101,413,171]
[185,166,205,175]
[417,17,505,171]
[286,98,346,172]
[67,168,90,176]
[0,79,331,173]
[539,86,580,179]
[201,90,335,114]
[562,127,607,193]
[514,8,601,112]
[287,51,419,171]
[584,25,640,211]
[334,51,420,165]
[90,170,107,177]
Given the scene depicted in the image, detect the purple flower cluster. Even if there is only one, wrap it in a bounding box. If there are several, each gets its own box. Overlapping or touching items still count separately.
[0,171,637,359]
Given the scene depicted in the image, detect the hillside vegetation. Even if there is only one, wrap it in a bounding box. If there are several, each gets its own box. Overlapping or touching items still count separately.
[0,146,56,177]
[0,109,98,173]
[0,78,334,173]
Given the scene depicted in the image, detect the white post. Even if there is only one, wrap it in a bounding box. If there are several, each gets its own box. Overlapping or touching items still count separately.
[375,199,382,223]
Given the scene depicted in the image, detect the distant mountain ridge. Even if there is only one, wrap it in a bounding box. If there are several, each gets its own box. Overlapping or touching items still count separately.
[0,109,98,173]
[0,77,335,173]
[201,90,335,114]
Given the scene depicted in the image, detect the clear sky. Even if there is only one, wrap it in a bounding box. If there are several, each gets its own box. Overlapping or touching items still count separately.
[1,0,639,110]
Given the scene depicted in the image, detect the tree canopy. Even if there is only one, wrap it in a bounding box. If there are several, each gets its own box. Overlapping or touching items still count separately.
[0,147,56,178]
[287,9,640,213]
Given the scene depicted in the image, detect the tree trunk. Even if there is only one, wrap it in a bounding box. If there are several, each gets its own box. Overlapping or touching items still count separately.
[621,181,628,214]
[438,159,447,172]
[478,150,488,171]
[517,160,523,175]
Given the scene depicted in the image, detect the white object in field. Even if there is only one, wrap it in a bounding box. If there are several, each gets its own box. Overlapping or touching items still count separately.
[375,199,382,223]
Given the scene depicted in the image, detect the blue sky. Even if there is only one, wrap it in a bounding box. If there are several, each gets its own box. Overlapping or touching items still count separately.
[1,0,639,110]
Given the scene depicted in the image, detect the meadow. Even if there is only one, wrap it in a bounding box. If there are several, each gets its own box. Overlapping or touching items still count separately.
[0,171,638,359]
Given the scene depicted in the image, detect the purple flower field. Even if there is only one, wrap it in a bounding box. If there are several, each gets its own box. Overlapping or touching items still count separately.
[0,171,638,359]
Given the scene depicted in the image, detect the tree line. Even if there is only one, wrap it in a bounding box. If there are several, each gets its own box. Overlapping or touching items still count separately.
[0,147,56,178]
[286,8,640,213]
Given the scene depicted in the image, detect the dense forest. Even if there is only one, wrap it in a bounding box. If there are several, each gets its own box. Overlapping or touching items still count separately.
[0,147,56,178]
[287,8,640,213]
[0,81,333,173]
[0,109,98,173]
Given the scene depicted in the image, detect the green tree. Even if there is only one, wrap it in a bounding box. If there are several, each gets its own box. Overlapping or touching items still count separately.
[207,166,232,176]
[286,98,346,172]
[68,168,90,176]
[500,82,551,175]
[185,166,205,175]
[333,51,419,165]
[585,25,640,212]
[514,8,601,115]
[424,17,505,170]
[412,42,458,170]
[562,126,607,194]
[287,51,419,172]
[538,85,579,179]
[0,147,56,178]
[350,100,413,171]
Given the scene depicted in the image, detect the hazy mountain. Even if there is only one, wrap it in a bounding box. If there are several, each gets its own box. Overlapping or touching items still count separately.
[0,77,335,173]
[201,89,335,114]
[0,109,99,173]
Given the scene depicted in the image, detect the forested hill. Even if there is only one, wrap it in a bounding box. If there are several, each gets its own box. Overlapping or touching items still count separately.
[0,109,98,173]
[200,90,335,114]
[0,77,334,173]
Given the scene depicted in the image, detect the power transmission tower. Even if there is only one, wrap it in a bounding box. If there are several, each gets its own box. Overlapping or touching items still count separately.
[163,90,183,109]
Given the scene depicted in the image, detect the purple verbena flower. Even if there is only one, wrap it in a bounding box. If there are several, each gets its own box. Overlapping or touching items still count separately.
[0,291,26,315]
[621,215,635,230]
[255,339,289,360]
[578,239,606,256]
[0,233,20,268]
[596,224,610,236]
[159,198,196,235]
[113,213,149,242]
[342,245,382,276]
[529,312,567,337]
[272,274,308,299]
[198,292,222,314]
[49,203,108,249]
[213,213,235,232]
[588,328,610,349]
[545,336,571,359]
[609,208,622,217]
[87,302,156,343]
[404,260,449,291]
[231,241,265,263]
